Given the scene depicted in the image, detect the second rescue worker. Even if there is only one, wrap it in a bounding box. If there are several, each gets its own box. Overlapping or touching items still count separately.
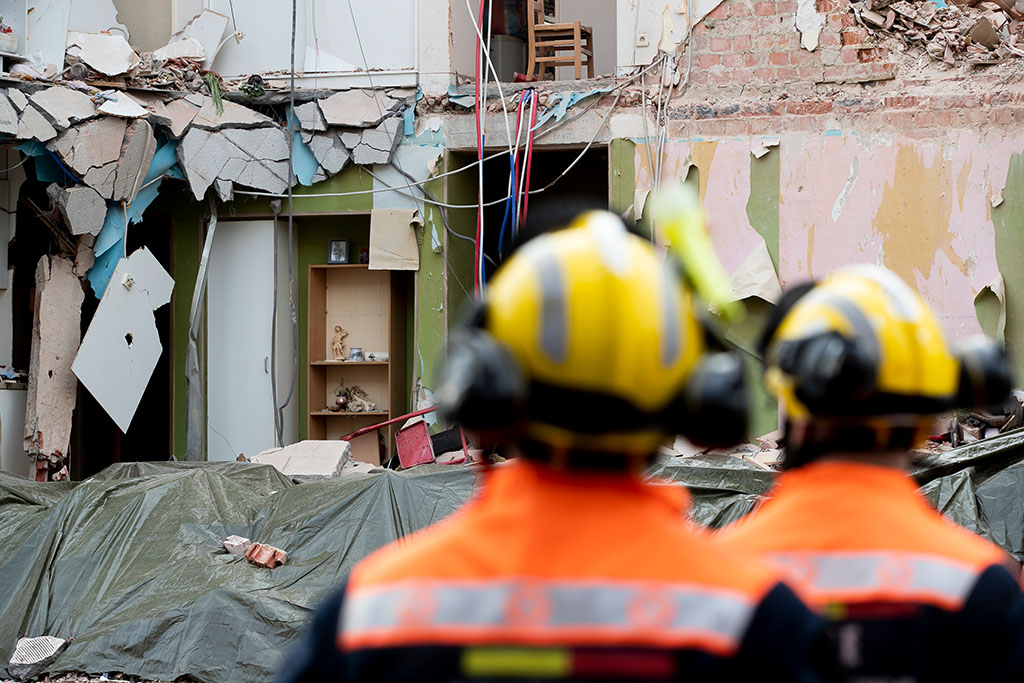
[281,211,830,682]
[721,264,1024,682]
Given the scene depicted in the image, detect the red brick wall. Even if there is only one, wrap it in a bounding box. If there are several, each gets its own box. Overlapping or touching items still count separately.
[688,0,895,89]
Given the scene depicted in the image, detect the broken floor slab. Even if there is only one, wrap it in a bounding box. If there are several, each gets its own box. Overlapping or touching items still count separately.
[66,31,141,77]
[50,116,127,180]
[9,636,69,682]
[98,91,149,119]
[0,92,18,136]
[112,120,157,203]
[191,96,276,130]
[319,89,391,128]
[72,247,174,433]
[308,131,351,176]
[251,440,351,482]
[18,105,57,143]
[29,86,97,129]
[174,9,230,70]
[178,126,290,199]
[24,256,83,463]
[294,101,327,132]
[47,184,106,236]
[352,117,402,165]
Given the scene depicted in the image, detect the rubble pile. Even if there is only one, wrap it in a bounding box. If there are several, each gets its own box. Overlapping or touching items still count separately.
[851,0,1024,66]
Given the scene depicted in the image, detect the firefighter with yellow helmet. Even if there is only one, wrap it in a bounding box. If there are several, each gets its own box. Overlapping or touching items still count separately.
[721,264,1024,681]
[280,210,829,682]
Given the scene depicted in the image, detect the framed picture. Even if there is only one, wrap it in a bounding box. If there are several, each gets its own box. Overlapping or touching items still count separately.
[327,238,350,264]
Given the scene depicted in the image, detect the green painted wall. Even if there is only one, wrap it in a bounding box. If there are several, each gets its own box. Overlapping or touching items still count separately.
[445,153,478,329]
[170,188,203,460]
[747,148,781,274]
[992,152,1024,382]
[415,171,448,400]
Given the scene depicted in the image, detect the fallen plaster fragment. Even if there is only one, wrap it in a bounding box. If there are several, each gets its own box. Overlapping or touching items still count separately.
[174,9,230,70]
[294,101,327,131]
[72,247,174,432]
[162,97,201,138]
[178,127,290,199]
[153,36,205,62]
[47,184,106,236]
[215,179,234,202]
[112,120,157,203]
[0,92,18,135]
[751,138,780,159]
[246,542,288,568]
[18,105,57,142]
[9,636,68,682]
[75,234,96,276]
[795,0,826,50]
[319,89,390,128]
[352,117,402,165]
[308,131,351,176]
[6,88,27,112]
[66,31,140,76]
[98,91,149,118]
[50,116,127,176]
[224,535,252,555]
[832,157,860,222]
[252,440,351,481]
[24,256,83,462]
[29,86,97,129]
[191,96,276,130]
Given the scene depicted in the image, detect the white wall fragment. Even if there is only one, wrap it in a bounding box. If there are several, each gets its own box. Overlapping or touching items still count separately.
[24,256,83,460]
[795,0,826,51]
[72,248,174,433]
[66,31,141,76]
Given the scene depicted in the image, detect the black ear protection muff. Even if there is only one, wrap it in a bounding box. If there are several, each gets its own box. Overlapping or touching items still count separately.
[954,338,1013,410]
[775,331,878,414]
[437,304,527,435]
[668,351,749,448]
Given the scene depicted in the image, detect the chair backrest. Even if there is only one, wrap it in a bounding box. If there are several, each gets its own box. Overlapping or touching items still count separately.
[531,0,556,25]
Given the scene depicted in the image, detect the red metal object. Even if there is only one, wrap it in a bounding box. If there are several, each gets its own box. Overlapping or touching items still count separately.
[340,406,437,441]
[395,421,436,469]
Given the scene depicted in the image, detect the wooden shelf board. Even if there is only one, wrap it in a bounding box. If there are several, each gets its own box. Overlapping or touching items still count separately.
[310,360,388,366]
[310,410,389,417]
[310,263,369,270]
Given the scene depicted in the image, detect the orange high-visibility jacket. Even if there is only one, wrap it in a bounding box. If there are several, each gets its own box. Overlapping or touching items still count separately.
[280,459,828,682]
[720,461,1024,681]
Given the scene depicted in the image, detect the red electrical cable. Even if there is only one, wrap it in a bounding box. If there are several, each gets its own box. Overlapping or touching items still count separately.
[473,0,486,298]
[520,90,539,227]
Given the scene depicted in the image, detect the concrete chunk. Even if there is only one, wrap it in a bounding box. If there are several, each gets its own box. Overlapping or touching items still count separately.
[191,96,275,130]
[9,636,68,681]
[178,127,290,199]
[153,36,205,62]
[18,105,57,142]
[352,117,402,165]
[29,86,97,129]
[308,131,351,176]
[66,31,140,76]
[251,440,351,482]
[0,93,18,136]
[162,97,201,138]
[215,178,234,202]
[24,256,83,464]
[47,184,107,236]
[224,535,252,555]
[294,101,326,131]
[319,89,389,128]
[98,91,149,119]
[6,88,27,112]
[112,120,157,203]
[339,129,363,150]
[50,116,127,176]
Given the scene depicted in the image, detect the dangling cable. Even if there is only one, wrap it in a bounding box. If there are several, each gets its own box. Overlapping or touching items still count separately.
[499,91,528,257]
[519,90,539,230]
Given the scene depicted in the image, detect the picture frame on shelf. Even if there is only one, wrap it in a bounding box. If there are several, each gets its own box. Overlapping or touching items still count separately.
[327,238,350,264]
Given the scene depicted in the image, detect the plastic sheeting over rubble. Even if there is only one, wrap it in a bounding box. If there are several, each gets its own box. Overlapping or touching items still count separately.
[2,431,1024,681]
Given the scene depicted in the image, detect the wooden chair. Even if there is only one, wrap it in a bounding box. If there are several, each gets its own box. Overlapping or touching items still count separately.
[526,0,594,80]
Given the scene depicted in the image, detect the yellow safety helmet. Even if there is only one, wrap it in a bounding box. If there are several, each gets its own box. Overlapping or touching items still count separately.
[437,211,749,459]
[759,265,1012,462]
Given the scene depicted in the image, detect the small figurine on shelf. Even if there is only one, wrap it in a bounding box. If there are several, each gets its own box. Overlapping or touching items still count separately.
[328,380,348,412]
[331,325,348,361]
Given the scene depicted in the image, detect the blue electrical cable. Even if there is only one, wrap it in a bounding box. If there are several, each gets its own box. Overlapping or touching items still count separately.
[498,156,517,257]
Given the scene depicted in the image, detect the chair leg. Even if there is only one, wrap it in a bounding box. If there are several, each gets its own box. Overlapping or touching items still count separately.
[586,36,594,78]
[573,23,582,79]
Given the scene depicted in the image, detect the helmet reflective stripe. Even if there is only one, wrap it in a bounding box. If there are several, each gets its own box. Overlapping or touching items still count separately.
[844,264,920,321]
[587,211,630,275]
[660,264,682,367]
[537,254,567,363]
[341,577,755,649]
[769,551,978,609]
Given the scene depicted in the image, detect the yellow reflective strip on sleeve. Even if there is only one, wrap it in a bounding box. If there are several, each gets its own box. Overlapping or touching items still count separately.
[462,647,572,678]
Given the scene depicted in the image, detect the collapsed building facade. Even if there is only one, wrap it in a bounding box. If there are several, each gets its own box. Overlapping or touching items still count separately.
[0,0,1021,480]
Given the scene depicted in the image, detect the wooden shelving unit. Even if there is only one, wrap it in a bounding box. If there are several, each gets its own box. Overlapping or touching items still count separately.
[307,264,406,464]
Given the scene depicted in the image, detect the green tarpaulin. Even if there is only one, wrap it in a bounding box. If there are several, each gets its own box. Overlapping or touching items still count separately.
[2,430,1023,681]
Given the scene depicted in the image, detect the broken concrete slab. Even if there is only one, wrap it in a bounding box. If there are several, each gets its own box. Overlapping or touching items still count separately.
[294,101,327,132]
[29,86,97,129]
[319,89,390,128]
[47,184,107,236]
[352,117,402,165]
[66,31,140,76]
[18,105,57,143]
[49,116,127,178]
[6,88,27,112]
[969,17,1001,49]
[214,179,234,202]
[72,247,173,433]
[153,36,205,62]
[178,126,291,199]
[75,234,96,277]
[98,91,149,118]
[340,130,363,149]
[308,131,351,176]
[251,440,351,482]
[0,92,18,136]
[191,96,276,130]
[161,97,201,138]
[9,636,68,682]
[24,256,83,462]
[175,9,230,70]
[112,120,157,203]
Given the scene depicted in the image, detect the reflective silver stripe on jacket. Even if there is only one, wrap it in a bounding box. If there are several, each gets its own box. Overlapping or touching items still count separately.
[769,551,980,606]
[342,578,756,646]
